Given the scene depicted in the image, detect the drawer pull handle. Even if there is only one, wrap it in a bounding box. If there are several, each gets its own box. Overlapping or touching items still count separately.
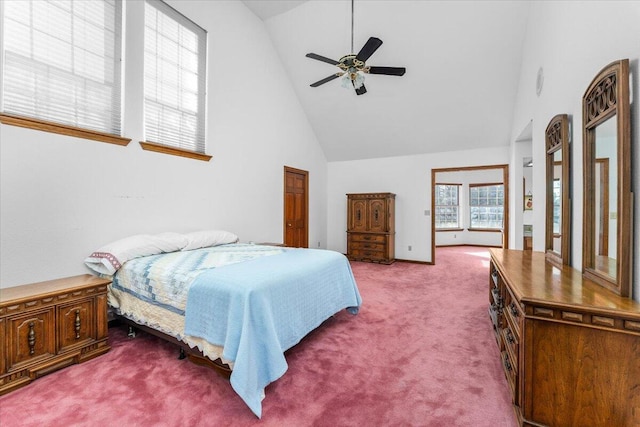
[363,236,371,240]
[28,321,36,355]
[503,354,512,371]
[75,309,81,339]
[510,303,519,317]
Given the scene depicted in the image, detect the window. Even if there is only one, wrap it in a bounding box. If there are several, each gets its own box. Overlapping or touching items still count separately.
[143,0,207,155]
[435,184,461,229]
[469,183,504,229]
[552,179,561,234]
[1,0,124,140]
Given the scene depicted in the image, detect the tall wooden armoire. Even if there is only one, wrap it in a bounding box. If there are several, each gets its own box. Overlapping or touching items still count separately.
[346,193,395,264]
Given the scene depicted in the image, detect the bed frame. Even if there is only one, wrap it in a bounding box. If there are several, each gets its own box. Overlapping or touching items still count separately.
[112,314,232,379]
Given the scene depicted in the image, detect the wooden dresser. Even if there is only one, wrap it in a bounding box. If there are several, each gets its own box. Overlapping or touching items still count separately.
[0,274,111,395]
[346,192,395,264]
[488,249,640,427]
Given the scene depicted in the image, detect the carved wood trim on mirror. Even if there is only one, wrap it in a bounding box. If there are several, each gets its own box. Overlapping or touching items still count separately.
[582,59,632,297]
[545,114,570,267]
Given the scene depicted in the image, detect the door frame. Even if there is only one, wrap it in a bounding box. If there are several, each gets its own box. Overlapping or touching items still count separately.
[283,166,309,248]
[431,164,509,265]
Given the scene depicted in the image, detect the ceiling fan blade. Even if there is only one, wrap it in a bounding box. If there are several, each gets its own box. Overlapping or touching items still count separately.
[355,84,367,96]
[355,37,383,62]
[310,74,341,87]
[368,66,406,76]
[306,53,339,66]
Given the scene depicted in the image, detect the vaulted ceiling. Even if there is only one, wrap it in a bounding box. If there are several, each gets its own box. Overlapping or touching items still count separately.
[242,1,530,162]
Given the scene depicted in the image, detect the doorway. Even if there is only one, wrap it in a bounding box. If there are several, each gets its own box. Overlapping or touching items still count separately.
[431,164,509,265]
[283,166,309,248]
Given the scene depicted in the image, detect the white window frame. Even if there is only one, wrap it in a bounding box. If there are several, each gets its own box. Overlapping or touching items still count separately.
[469,183,504,230]
[435,183,461,230]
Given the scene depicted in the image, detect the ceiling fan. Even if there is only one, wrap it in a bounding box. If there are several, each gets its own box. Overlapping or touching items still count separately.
[305,0,406,95]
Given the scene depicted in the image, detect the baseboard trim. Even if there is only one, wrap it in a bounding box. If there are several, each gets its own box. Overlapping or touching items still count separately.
[436,244,502,248]
[395,258,434,265]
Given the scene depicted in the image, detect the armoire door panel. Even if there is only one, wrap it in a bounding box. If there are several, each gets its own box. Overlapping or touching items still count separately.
[349,200,368,232]
[368,199,387,232]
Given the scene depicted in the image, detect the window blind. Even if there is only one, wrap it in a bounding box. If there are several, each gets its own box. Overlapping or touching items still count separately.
[2,0,123,135]
[144,0,206,153]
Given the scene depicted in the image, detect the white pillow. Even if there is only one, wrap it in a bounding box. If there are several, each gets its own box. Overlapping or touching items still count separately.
[182,230,239,251]
[84,232,188,275]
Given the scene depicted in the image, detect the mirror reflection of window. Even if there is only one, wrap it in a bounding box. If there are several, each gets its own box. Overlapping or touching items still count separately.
[552,180,561,232]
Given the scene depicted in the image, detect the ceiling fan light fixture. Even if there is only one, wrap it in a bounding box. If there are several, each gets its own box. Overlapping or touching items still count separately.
[305,0,405,95]
[341,70,365,90]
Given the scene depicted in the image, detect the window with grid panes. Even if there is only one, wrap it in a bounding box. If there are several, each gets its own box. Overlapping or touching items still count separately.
[469,183,504,229]
[1,0,123,136]
[553,179,561,234]
[435,184,461,229]
[144,0,206,153]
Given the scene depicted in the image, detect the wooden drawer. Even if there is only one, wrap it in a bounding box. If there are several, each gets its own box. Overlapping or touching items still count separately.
[57,298,96,353]
[349,241,385,251]
[488,305,502,348]
[501,326,518,371]
[7,308,56,371]
[501,350,517,400]
[349,248,386,260]
[349,233,387,243]
[502,287,523,336]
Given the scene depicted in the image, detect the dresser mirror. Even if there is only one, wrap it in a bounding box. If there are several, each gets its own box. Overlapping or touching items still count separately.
[545,114,570,267]
[582,59,632,296]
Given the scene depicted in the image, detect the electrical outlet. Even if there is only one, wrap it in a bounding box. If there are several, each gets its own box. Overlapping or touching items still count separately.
[408,245,412,251]
[317,241,321,248]
[454,234,456,238]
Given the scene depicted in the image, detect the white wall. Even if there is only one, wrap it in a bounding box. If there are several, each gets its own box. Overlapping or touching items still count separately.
[0,1,327,288]
[434,169,504,247]
[509,0,640,300]
[510,131,533,250]
[327,146,509,263]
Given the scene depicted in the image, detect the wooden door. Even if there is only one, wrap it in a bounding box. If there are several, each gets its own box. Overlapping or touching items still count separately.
[349,199,368,232]
[284,167,308,248]
[368,198,387,232]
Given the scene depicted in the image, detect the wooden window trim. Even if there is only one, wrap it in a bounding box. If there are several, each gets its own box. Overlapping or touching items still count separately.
[436,228,464,232]
[0,113,130,146]
[139,141,212,162]
[469,182,504,188]
[468,228,503,232]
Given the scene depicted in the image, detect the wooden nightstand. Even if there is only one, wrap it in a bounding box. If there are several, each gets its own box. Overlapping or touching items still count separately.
[0,274,111,395]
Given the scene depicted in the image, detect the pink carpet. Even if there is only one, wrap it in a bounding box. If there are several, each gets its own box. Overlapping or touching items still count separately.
[0,246,516,426]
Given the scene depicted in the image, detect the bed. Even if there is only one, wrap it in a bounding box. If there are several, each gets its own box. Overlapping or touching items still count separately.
[85,232,362,418]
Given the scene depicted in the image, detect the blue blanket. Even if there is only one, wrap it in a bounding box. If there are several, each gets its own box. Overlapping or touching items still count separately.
[184,248,362,417]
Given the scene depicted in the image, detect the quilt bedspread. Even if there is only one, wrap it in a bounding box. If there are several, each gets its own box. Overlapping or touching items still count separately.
[110,244,285,318]
[183,248,362,418]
